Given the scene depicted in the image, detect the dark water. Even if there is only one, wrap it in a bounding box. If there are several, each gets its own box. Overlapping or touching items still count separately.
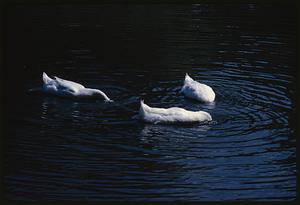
[3,4,297,201]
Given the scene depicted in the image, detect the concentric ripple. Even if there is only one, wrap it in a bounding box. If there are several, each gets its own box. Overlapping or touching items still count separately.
[4,4,296,201]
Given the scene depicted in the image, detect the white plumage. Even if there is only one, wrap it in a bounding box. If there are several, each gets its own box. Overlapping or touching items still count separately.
[181,73,215,103]
[42,72,112,101]
[139,100,212,124]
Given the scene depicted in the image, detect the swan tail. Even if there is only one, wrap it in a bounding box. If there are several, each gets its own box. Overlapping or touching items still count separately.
[139,99,148,115]
[140,100,152,113]
[185,73,193,82]
[42,72,52,84]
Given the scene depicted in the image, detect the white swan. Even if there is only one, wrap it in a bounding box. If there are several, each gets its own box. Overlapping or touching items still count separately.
[41,72,113,101]
[180,73,215,102]
[139,100,212,124]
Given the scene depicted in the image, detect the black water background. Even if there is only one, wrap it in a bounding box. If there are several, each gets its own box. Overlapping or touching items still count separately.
[2,3,297,201]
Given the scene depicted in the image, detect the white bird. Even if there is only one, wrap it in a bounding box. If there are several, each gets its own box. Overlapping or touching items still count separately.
[180,73,215,102]
[139,100,212,124]
[41,72,113,101]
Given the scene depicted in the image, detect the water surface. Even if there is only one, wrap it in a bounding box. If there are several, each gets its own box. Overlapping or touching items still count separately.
[3,4,297,201]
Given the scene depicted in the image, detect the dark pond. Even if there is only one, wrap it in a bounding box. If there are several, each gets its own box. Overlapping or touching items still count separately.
[3,3,297,201]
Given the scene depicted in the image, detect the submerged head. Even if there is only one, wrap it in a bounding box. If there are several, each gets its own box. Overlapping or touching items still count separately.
[83,88,113,102]
[200,111,212,121]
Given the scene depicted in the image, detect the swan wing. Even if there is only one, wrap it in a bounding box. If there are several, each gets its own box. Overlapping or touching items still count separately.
[191,82,215,102]
[182,74,215,102]
[53,76,85,93]
[140,100,212,123]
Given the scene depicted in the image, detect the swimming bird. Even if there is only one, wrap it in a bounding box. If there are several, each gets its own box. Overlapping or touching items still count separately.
[180,73,215,102]
[139,100,212,124]
[39,72,113,101]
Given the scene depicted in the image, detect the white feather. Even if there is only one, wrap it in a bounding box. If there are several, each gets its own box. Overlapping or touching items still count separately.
[181,73,215,102]
[42,72,112,102]
[139,100,212,124]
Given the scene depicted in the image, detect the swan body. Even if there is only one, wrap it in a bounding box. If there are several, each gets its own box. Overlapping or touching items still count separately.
[139,100,212,124]
[41,72,112,101]
[181,73,215,102]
